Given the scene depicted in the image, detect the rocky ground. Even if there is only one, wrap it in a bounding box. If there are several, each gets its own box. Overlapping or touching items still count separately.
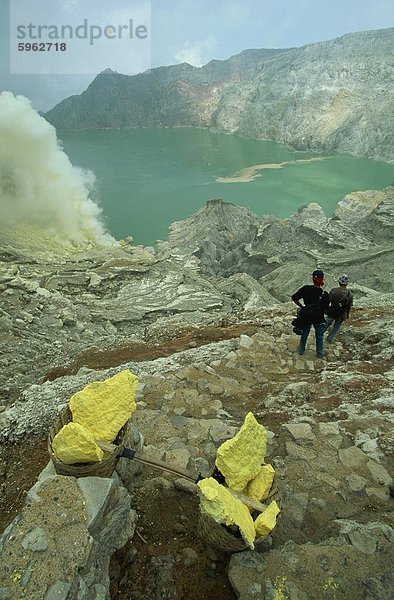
[1,298,393,599]
[0,191,393,598]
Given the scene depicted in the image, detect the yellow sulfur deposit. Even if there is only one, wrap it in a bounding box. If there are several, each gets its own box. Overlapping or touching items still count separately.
[215,412,268,491]
[197,477,256,549]
[52,422,104,464]
[254,501,280,537]
[245,464,275,502]
[70,370,138,442]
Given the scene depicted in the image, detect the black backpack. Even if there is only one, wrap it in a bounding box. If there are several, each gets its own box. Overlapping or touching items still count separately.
[327,291,350,318]
[292,317,304,335]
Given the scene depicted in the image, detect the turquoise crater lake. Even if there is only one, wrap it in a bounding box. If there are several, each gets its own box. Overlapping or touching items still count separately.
[60,128,394,246]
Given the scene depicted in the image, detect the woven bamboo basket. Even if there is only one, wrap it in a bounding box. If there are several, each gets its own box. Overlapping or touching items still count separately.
[197,482,280,553]
[48,407,127,478]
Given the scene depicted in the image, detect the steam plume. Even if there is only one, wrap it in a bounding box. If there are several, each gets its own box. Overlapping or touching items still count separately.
[0,92,115,247]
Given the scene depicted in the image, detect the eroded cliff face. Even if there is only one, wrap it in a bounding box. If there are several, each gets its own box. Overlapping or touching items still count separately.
[45,28,394,161]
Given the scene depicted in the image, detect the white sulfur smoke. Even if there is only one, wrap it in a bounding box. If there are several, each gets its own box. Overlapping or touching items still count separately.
[0,92,115,247]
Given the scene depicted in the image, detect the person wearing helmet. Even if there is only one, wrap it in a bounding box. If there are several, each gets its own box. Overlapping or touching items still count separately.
[326,274,353,343]
[291,269,329,358]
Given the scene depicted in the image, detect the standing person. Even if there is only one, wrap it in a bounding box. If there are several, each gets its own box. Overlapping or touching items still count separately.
[326,274,353,343]
[291,269,329,358]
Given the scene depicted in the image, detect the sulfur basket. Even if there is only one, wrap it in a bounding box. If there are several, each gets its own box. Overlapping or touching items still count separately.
[197,482,280,553]
[48,407,127,478]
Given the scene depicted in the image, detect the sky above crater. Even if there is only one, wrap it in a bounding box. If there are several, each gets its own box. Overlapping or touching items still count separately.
[0,0,393,111]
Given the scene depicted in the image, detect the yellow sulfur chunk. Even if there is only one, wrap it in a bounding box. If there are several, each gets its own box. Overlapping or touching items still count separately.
[254,501,280,538]
[52,422,104,464]
[197,477,256,549]
[215,412,268,492]
[245,464,275,502]
[70,370,138,442]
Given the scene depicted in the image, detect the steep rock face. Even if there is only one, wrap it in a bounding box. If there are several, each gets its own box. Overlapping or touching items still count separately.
[45,28,394,160]
[45,49,287,130]
[221,28,394,160]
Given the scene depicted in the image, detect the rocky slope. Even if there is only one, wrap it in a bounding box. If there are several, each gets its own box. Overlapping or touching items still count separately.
[1,296,393,599]
[45,28,394,161]
[0,188,393,599]
[0,186,392,407]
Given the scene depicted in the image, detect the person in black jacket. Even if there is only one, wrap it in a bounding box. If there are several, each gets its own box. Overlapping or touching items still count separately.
[292,269,329,358]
